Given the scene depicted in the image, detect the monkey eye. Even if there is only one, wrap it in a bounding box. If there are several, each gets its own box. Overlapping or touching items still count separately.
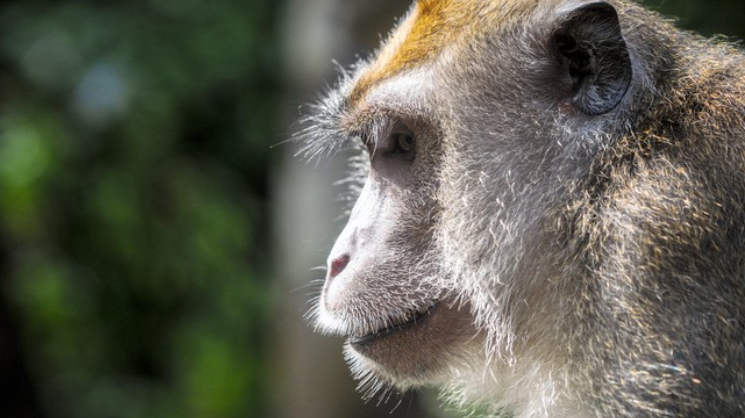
[360,120,416,161]
[391,132,415,155]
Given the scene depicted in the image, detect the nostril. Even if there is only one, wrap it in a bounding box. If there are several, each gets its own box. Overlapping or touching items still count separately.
[328,254,350,279]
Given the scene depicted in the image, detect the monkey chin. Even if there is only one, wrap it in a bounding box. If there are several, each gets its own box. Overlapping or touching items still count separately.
[343,301,481,394]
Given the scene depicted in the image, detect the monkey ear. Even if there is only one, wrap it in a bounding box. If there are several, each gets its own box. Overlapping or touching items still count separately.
[553,1,632,115]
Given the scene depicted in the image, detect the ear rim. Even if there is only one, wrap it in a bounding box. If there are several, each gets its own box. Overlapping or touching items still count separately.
[552,1,633,116]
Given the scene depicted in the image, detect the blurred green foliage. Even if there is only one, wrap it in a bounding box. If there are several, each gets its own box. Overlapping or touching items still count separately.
[0,0,280,417]
[645,0,745,40]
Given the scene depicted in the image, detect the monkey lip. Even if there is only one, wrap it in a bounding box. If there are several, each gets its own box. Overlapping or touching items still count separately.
[348,303,438,346]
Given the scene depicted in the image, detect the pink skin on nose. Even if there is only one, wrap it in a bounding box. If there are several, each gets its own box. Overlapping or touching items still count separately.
[328,254,350,279]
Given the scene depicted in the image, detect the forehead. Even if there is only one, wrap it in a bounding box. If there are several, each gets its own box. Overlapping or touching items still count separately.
[348,0,541,106]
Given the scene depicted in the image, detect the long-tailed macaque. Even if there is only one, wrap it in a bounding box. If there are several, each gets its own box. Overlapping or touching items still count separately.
[301,1,745,416]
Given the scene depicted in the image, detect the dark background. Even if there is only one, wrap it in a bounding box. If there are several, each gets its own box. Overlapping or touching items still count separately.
[0,1,741,417]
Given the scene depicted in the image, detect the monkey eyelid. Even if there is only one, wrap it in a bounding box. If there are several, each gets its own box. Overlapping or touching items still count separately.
[343,95,424,133]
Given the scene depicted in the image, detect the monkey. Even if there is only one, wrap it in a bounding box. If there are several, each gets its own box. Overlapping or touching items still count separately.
[299,0,745,417]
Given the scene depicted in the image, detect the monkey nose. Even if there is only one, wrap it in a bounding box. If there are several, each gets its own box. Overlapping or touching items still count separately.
[327,254,350,280]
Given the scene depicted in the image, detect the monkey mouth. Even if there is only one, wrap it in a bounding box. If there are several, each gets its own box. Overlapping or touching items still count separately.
[349,303,437,346]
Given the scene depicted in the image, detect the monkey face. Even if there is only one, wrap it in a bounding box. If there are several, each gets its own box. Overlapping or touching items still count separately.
[314,116,482,389]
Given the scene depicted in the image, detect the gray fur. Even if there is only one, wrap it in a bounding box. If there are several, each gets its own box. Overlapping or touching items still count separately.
[301,1,745,416]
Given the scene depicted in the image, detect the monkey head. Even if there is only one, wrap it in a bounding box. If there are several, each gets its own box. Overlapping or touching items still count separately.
[301,0,745,415]
[304,0,635,401]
